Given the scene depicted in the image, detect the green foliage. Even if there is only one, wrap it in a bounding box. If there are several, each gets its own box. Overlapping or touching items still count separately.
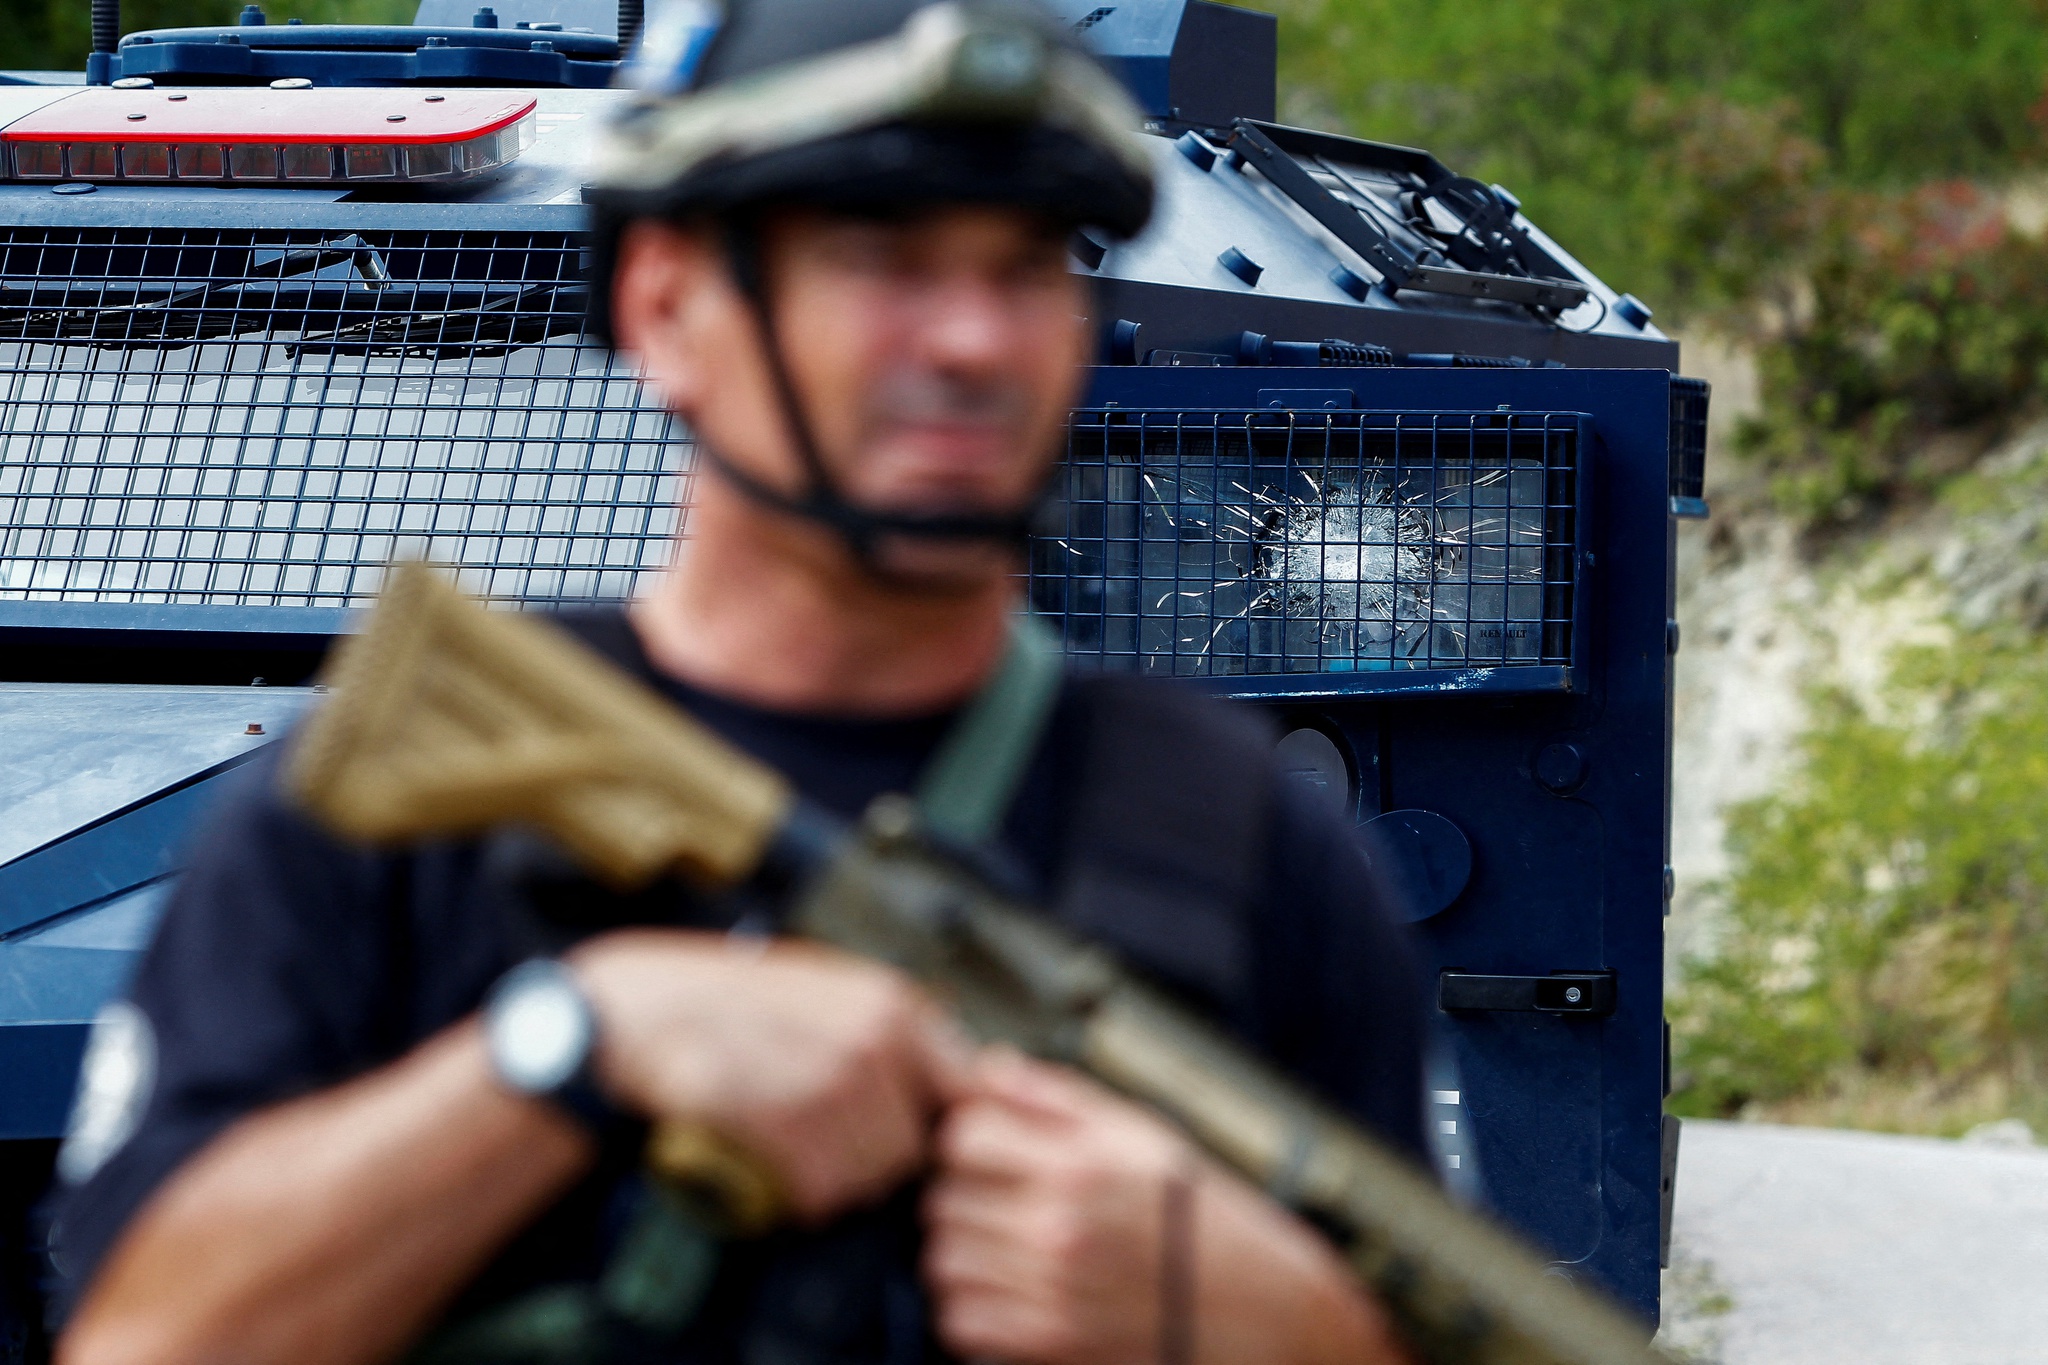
[1623,91,1829,318]
[1673,624,2048,1119]
[1270,0,2048,319]
[0,0,413,74]
[1736,186,2048,522]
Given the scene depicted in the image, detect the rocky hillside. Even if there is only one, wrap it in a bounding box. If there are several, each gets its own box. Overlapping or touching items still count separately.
[1668,337,1948,974]
[1669,324,2048,1131]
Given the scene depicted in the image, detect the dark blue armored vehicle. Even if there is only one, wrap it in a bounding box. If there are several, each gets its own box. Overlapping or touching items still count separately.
[0,0,1705,1346]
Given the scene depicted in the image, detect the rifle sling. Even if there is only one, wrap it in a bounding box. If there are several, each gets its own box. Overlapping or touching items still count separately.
[912,613,1066,845]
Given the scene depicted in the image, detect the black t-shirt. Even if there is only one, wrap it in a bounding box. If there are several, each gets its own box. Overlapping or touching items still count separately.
[52,613,1429,1361]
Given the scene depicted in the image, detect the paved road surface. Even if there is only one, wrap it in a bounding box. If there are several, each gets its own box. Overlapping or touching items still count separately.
[1658,1120,2048,1364]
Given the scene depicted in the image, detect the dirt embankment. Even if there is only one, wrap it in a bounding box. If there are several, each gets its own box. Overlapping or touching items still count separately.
[1667,337,1964,978]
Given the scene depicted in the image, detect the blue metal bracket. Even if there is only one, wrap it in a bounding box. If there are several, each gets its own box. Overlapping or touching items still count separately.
[113,23,619,88]
[0,602,354,656]
[0,751,268,1137]
[0,748,266,941]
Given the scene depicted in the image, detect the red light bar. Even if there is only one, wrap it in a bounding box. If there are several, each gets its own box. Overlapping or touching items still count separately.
[1,87,537,185]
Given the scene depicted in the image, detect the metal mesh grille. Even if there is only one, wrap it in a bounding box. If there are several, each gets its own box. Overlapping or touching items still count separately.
[0,228,1585,683]
[0,227,690,607]
[1032,409,1581,676]
[1668,375,1710,502]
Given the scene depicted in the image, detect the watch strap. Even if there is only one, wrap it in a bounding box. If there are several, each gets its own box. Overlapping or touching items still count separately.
[486,958,636,1143]
[550,1064,627,1137]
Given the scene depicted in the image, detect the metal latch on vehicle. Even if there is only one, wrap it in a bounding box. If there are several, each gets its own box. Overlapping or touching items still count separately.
[1437,970,1616,1016]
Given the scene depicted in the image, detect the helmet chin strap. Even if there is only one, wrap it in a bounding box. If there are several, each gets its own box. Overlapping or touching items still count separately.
[712,219,1045,572]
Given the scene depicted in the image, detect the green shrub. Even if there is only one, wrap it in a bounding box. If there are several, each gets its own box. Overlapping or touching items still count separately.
[1737,186,2048,522]
[1624,91,1828,318]
[1673,626,2048,1119]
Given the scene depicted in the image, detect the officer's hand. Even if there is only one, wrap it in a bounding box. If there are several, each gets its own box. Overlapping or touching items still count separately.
[568,929,969,1222]
[922,1049,1413,1365]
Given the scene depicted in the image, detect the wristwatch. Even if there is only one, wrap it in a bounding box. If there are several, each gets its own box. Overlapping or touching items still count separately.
[482,957,621,1135]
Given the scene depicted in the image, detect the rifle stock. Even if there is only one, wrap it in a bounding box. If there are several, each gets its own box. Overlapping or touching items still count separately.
[288,562,791,890]
[289,564,1662,1365]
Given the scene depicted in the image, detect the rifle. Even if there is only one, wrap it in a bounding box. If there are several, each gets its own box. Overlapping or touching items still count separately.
[286,563,1661,1365]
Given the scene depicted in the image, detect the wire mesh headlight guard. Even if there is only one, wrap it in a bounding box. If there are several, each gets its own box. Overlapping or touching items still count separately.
[1036,407,1591,696]
[0,222,1590,698]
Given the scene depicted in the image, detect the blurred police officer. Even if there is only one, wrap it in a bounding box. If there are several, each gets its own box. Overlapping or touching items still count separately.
[52,2,1430,1362]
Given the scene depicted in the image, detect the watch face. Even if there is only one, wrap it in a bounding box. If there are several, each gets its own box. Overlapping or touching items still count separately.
[491,967,594,1095]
